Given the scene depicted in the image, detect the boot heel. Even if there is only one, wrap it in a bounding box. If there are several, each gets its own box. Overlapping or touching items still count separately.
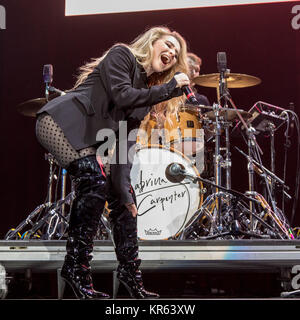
[57,268,66,299]
[113,270,120,299]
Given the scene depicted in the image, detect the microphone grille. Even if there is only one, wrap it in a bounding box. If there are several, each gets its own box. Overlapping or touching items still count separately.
[217,52,227,72]
[43,64,53,83]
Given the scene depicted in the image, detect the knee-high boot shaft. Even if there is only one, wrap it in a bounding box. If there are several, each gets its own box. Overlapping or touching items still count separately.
[61,155,109,299]
[109,203,159,299]
[109,203,139,264]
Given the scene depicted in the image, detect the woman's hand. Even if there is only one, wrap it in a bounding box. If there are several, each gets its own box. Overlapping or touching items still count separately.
[174,72,190,88]
[125,202,138,217]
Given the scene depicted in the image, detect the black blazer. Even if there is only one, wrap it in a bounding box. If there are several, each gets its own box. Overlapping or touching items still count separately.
[37,45,182,150]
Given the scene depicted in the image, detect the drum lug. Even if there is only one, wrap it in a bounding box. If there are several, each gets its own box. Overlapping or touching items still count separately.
[200,188,207,194]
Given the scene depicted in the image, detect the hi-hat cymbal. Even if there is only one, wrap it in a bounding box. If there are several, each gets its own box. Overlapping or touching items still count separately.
[17,93,59,117]
[193,73,261,88]
[204,109,252,122]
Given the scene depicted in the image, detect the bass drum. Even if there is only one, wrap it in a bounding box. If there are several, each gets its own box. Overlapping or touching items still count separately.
[130,145,204,240]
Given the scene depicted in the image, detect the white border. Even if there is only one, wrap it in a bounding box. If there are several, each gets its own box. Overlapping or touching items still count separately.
[65,0,295,16]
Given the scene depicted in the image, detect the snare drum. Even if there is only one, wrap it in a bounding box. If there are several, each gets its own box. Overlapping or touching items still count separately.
[130,145,204,240]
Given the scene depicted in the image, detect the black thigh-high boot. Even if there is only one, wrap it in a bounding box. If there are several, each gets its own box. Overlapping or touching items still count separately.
[60,155,110,299]
[108,199,159,299]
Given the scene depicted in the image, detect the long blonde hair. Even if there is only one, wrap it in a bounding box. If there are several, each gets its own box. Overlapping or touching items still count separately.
[73,26,189,142]
[73,26,188,89]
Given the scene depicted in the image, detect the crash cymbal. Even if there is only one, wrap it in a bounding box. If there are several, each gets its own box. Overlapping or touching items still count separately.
[17,98,47,117]
[193,73,261,88]
[17,93,59,117]
[204,109,252,122]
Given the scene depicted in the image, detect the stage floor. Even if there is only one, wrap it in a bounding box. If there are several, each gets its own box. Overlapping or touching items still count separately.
[1,239,300,299]
[1,239,300,272]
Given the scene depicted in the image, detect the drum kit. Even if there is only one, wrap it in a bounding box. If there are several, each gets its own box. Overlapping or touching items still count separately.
[5,68,298,242]
[132,70,296,241]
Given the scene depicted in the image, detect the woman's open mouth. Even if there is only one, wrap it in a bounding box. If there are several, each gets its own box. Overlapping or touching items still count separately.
[161,54,171,65]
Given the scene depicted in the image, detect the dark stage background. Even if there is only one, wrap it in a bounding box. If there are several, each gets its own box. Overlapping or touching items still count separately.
[0,1,300,238]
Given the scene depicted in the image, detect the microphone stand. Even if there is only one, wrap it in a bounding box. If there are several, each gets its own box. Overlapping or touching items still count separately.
[48,86,66,96]
[179,172,276,239]
[235,147,291,199]
[45,82,50,101]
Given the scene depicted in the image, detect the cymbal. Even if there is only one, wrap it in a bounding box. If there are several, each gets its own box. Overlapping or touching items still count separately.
[193,73,261,88]
[204,109,252,122]
[17,93,59,117]
[17,98,47,117]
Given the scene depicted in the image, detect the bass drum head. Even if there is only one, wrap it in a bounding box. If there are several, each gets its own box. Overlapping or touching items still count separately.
[130,145,203,240]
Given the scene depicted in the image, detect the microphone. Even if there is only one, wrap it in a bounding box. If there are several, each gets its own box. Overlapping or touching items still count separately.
[165,162,186,183]
[217,52,227,97]
[182,85,199,105]
[217,52,227,73]
[43,64,53,84]
[175,72,199,105]
[43,64,53,101]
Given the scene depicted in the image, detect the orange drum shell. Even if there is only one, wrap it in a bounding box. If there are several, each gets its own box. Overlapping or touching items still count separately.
[164,111,202,144]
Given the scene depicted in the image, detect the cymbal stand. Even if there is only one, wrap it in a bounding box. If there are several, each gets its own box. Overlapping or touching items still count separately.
[235,146,293,238]
[45,153,55,203]
[45,167,71,239]
[187,102,246,238]
[225,95,264,230]
[59,168,68,234]
[212,103,223,229]
[235,146,291,200]
[5,154,73,240]
[246,126,257,230]
[27,192,74,240]
[223,121,232,190]
[248,126,282,220]
[218,92,232,191]
[266,121,276,199]
[180,173,272,239]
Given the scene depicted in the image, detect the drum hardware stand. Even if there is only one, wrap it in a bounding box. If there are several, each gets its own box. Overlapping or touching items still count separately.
[234,103,292,229]
[45,153,56,203]
[247,126,284,226]
[215,80,269,235]
[235,146,293,238]
[220,121,232,190]
[246,126,258,230]
[210,102,235,229]
[28,192,73,240]
[197,101,235,234]
[235,146,291,201]
[216,82,232,192]
[178,172,271,239]
[5,154,72,240]
[212,103,224,229]
[60,168,68,234]
[265,120,280,202]
[247,192,292,239]
[224,93,264,230]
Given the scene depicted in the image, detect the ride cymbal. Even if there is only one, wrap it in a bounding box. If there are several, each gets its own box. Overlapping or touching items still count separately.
[193,73,261,88]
